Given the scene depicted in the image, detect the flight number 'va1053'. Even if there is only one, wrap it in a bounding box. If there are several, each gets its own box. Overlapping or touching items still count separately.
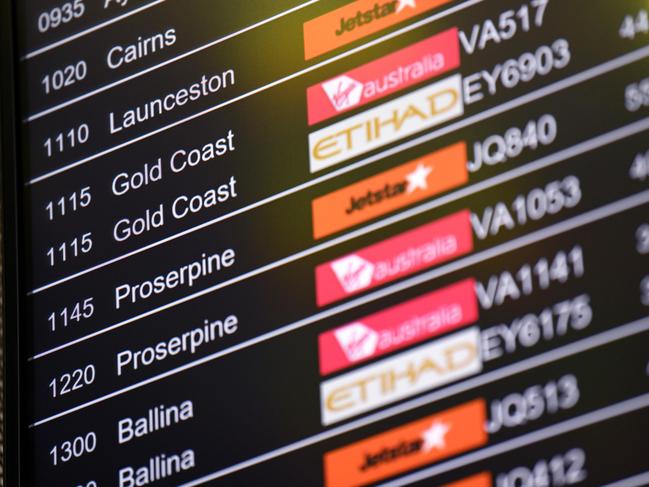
[471,175,581,240]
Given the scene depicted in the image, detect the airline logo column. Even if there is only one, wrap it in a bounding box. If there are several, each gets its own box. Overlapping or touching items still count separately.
[312,142,468,239]
[315,210,473,306]
[303,0,454,60]
[306,28,460,125]
[320,326,482,424]
[323,399,487,487]
[309,74,464,172]
[318,278,478,375]
[445,473,493,487]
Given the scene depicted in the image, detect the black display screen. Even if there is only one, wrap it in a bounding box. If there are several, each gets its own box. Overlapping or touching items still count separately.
[2,0,649,485]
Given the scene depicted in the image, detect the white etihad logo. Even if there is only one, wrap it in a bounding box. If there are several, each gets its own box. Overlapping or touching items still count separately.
[334,322,379,362]
[309,74,464,173]
[331,254,375,293]
[322,75,363,112]
[397,0,417,13]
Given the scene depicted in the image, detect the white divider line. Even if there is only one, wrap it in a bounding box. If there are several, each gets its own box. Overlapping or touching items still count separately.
[27,84,649,296]
[24,0,322,120]
[27,125,649,362]
[177,320,649,486]
[31,0,547,185]
[27,195,649,427]
[22,0,167,60]
[602,471,649,487]
[379,393,649,487]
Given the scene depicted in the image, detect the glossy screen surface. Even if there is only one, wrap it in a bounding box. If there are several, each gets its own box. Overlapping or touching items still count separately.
[9,0,649,485]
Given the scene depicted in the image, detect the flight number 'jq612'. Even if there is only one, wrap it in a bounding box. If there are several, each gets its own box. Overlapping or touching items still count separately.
[496,448,587,487]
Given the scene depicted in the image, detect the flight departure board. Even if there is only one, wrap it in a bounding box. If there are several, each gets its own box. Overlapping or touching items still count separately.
[1,0,649,485]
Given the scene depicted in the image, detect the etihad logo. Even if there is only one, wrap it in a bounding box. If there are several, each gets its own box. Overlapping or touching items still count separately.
[319,278,478,375]
[323,399,487,487]
[320,326,482,424]
[312,142,467,239]
[315,210,473,307]
[309,74,463,173]
[304,0,453,60]
[307,28,459,125]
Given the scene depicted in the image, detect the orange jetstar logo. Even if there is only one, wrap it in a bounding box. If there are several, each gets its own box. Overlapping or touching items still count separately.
[444,473,493,487]
[323,399,487,487]
[304,0,453,60]
[312,142,467,239]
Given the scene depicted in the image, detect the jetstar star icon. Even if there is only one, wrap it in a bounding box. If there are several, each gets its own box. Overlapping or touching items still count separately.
[406,163,433,193]
[421,420,451,452]
[322,75,364,112]
[330,254,375,293]
[397,0,417,13]
[334,322,379,362]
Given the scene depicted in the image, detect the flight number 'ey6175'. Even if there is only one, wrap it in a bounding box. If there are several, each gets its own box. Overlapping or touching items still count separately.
[481,294,592,361]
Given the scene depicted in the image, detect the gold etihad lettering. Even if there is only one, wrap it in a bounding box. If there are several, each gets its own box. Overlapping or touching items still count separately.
[325,340,477,412]
[312,88,459,162]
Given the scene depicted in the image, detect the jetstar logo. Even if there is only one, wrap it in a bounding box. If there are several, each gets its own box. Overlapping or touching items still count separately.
[319,278,478,375]
[315,209,473,307]
[303,0,453,60]
[320,327,482,425]
[307,28,460,125]
[309,74,464,173]
[323,399,487,487]
[444,473,493,487]
[311,142,467,239]
[335,1,408,37]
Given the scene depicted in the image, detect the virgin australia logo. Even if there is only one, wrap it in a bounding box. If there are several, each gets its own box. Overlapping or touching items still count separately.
[330,254,375,293]
[334,322,379,362]
[322,75,364,111]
